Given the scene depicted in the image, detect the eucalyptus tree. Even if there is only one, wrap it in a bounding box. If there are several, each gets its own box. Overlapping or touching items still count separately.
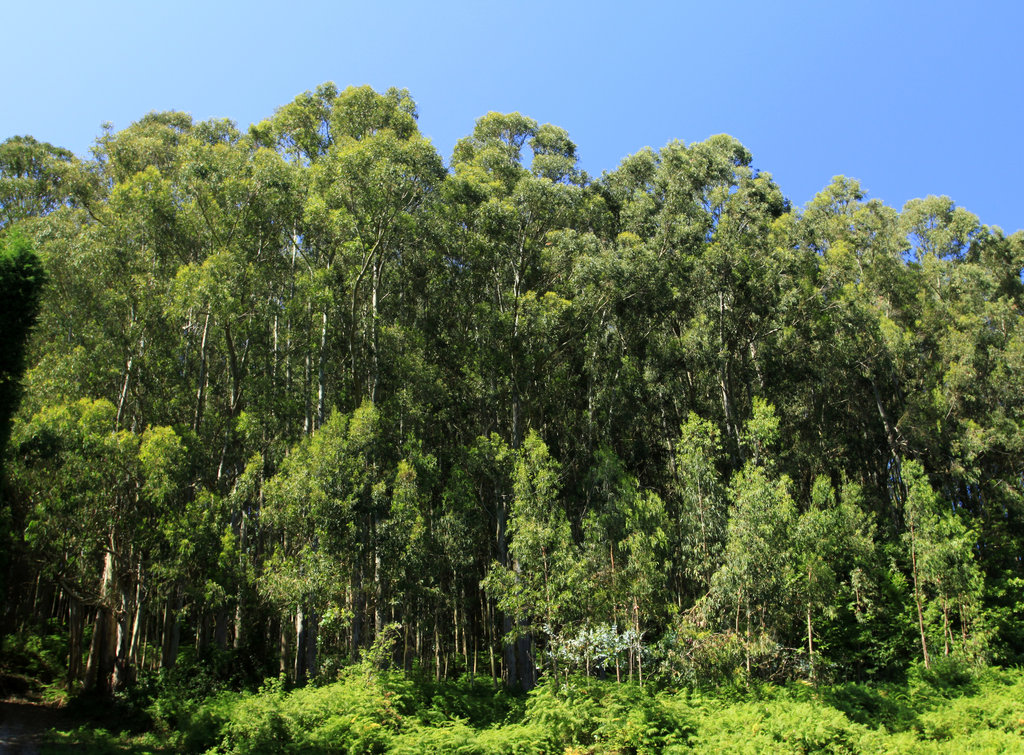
[1,118,177,683]
[0,232,45,456]
[167,119,298,443]
[902,460,987,667]
[448,112,589,449]
[486,431,573,687]
[254,84,444,425]
[8,398,185,691]
[527,442,671,683]
[794,476,876,676]
[99,115,298,660]
[447,112,591,686]
[614,479,668,683]
[7,110,304,675]
[0,136,79,229]
[5,83,1024,694]
[669,413,727,603]
[0,230,45,642]
[261,403,439,680]
[672,148,789,455]
[591,136,793,484]
[708,400,798,672]
[897,200,1024,600]
[261,407,369,680]
[783,178,918,521]
[565,223,671,479]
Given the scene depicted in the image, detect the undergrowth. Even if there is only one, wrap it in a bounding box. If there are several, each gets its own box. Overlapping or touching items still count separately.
[33,663,1024,753]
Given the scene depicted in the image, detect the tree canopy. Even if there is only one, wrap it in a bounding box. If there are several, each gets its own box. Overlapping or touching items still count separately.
[2,84,1023,695]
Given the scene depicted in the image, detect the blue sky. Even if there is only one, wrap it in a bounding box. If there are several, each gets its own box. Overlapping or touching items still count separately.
[5,0,1022,232]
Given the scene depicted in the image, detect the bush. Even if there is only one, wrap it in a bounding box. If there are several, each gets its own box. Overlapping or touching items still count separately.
[183,669,410,754]
[520,675,694,753]
[691,697,870,753]
[392,671,519,728]
[46,664,1024,753]
[592,687,694,753]
[390,719,549,755]
[916,668,1024,744]
[522,675,605,749]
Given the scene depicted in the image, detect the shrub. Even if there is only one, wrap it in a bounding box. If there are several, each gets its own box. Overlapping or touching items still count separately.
[691,698,870,753]
[592,687,694,753]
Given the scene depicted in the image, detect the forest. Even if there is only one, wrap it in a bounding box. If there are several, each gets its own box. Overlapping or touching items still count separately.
[1,83,1023,750]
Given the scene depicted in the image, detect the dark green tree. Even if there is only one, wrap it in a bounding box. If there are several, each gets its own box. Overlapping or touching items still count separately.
[0,230,45,641]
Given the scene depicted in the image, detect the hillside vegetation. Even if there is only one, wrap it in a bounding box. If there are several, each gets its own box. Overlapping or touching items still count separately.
[1,85,1022,741]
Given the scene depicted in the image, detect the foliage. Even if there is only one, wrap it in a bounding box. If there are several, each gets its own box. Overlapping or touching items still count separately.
[38,667,1024,753]
[3,83,1024,717]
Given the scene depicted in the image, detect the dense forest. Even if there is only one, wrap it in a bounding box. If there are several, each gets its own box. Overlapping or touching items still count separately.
[1,83,1023,714]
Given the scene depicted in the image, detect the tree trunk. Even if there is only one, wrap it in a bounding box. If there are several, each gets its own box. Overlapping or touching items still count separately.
[374,516,385,635]
[119,565,145,689]
[317,310,328,430]
[908,521,931,669]
[84,549,117,694]
[234,504,249,650]
[806,604,814,678]
[112,581,132,690]
[193,311,211,433]
[215,606,229,651]
[67,597,84,687]
[941,595,951,656]
[161,590,181,669]
[279,613,289,677]
[294,604,307,685]
[370,255,381,404]
[306,605,318,680]
[351,564,363,661]
[434,612,442,681]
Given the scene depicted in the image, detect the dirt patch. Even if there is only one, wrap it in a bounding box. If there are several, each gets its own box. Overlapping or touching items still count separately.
[0,700,71,754]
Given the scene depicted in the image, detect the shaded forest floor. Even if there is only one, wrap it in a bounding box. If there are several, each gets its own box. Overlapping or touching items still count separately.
[0,699,91,755]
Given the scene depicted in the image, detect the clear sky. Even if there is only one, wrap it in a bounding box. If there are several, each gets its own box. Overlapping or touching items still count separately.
[4,0,1022,233]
